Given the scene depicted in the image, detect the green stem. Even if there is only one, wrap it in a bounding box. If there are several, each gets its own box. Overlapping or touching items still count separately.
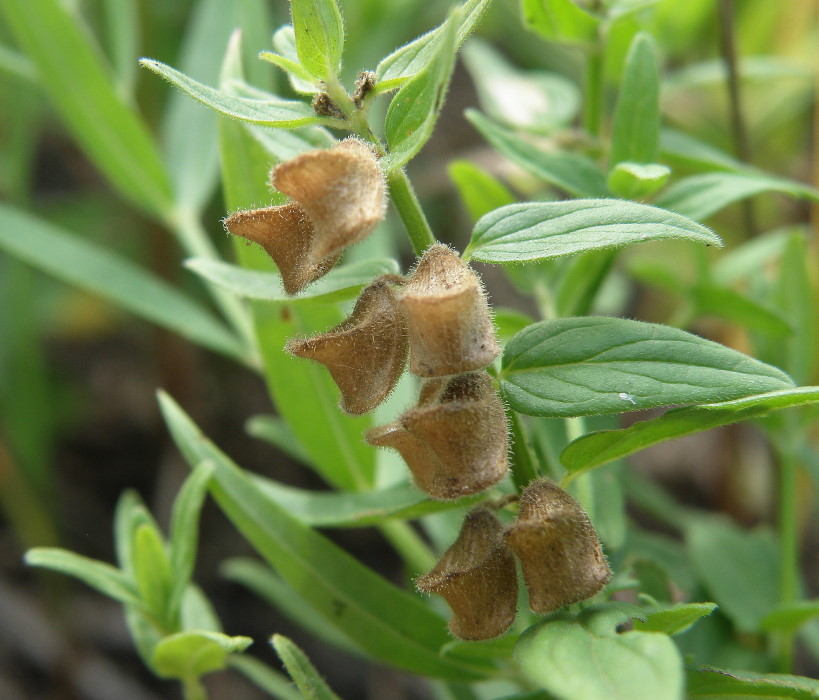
[379,520,437,576]
[182,676,208,700]
[583,45,604,139]
[563,416,595,522]
[387,168,437,256]
[507,409,540,493]
[773,435,800,673]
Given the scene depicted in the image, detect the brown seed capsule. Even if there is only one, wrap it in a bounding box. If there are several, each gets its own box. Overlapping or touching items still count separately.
[399,245,499,377]
[272,138,386,261]
[504,479,611,614]
[366,372,508,499]
[223,202,340,295]
[286,279,407,414]
[417,507,517,640]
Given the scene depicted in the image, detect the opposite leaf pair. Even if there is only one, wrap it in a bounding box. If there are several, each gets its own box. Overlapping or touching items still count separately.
[417,479,612,640]
[224,138,386,294]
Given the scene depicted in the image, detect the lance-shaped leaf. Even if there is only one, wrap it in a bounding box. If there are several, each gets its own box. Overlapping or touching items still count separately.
[290,0,344,81]
[464,199,721,264]
[141,59,322,127]
[561,387,819,478]
[501,317,794,418]
[158,392,493,681]
[687,667,819,699]
[375,0,493,93]
[520,0,600,44]
[466,110,608,197]
[385,12,457,170]
[272,635,343,700]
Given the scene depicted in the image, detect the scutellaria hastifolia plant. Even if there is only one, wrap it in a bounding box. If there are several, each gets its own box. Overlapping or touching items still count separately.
[12,0,819,697]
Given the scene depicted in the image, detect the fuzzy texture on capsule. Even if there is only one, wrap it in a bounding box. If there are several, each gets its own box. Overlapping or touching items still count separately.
[223,138,386,294]
[366,372,509,500]
[416,507,517,640]
[505,479,611,614]
[398,245,499,377]
[286,279,408,414]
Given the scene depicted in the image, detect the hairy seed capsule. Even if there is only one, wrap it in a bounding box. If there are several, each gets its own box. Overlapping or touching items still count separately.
[286,279,407,414]
[222,202,339,295]
[366,372,508,499]
[272,138,386,261]
[399,245,499,377]
[417,507,517,640]
[504,479,611,614]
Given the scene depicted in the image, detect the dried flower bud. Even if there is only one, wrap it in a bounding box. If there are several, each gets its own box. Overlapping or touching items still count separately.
[504,479,611,614]
[399,245,499,377]
[366,372,508,499]
[286,279,407,414]
[223,202,339,295]
[272,138,386,261]
[417,507,517,640]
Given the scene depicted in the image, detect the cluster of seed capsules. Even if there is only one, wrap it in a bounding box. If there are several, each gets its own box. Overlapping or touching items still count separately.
[225,138,611,640]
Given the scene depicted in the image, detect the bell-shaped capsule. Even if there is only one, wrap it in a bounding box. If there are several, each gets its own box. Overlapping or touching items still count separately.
[366,372,508,499]
[272,138,386,261]
[504,479,611,614]
[223,202,339,295]
[286,279,407,414]
[417,507,517,640]
[398,245,499,377]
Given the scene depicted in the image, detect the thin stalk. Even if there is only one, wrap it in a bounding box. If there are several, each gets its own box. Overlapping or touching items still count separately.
[182,677,207,700]
[379,520,437,576]
[507,409,540,492]
[773,435,800,673]
[564,416,595,522]
[717,0,757,236]
[387,168,438,255]
[583,44,604,139]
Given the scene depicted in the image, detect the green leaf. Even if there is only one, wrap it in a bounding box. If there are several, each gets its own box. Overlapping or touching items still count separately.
[290,0,344,81]
[153,630,252,680]
[272,635,343,700]
[25,548,142,609]
[0,204,245,362]
[224,559,360,653]
[711,230,792,286]
[609,33,660,167]
[693,284,793,337]
[158,392,493,681]
[465,199,720,263]
[113,490,145,576]
[500,317,794,418]
[659,129,746,172]
[520,0,600,44]
[761,601,819,632]
[244,120,336,162]
[184,257,399,303]
[687,518,779,633]
[561,387,819,477]
[384,12,457,170]
[449,160,516,222]
[1,0,173,217]
[555,250,616,317]
[132,523,173,620]
[655,172,819,222]
[251,476,482,528]
[462,39,580,132]
[229,656,303,700]
[101,0,140,96]
[606,163,670,199]
[167,461,214,619]
[375,0,493,93]
[141,59,322,128]
[514,606,684,700]
[687,667,819,699]
[633,602,717,635]
[246,415,311,465]
[466,110,608,197]
[261,25,318,93]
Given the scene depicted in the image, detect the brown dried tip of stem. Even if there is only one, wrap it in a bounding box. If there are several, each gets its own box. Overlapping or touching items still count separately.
[504,479,611,615]
[223,202,339,295]
[286,279,407,414]
[272,138,386,261]
[417,507,517,640]
[399,245,499,377]
[366,372,508,500]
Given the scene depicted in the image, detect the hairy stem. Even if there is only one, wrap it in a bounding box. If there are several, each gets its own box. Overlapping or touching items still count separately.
[508,410,540,493]
[583,44,604,139]
[387,169,438,255]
